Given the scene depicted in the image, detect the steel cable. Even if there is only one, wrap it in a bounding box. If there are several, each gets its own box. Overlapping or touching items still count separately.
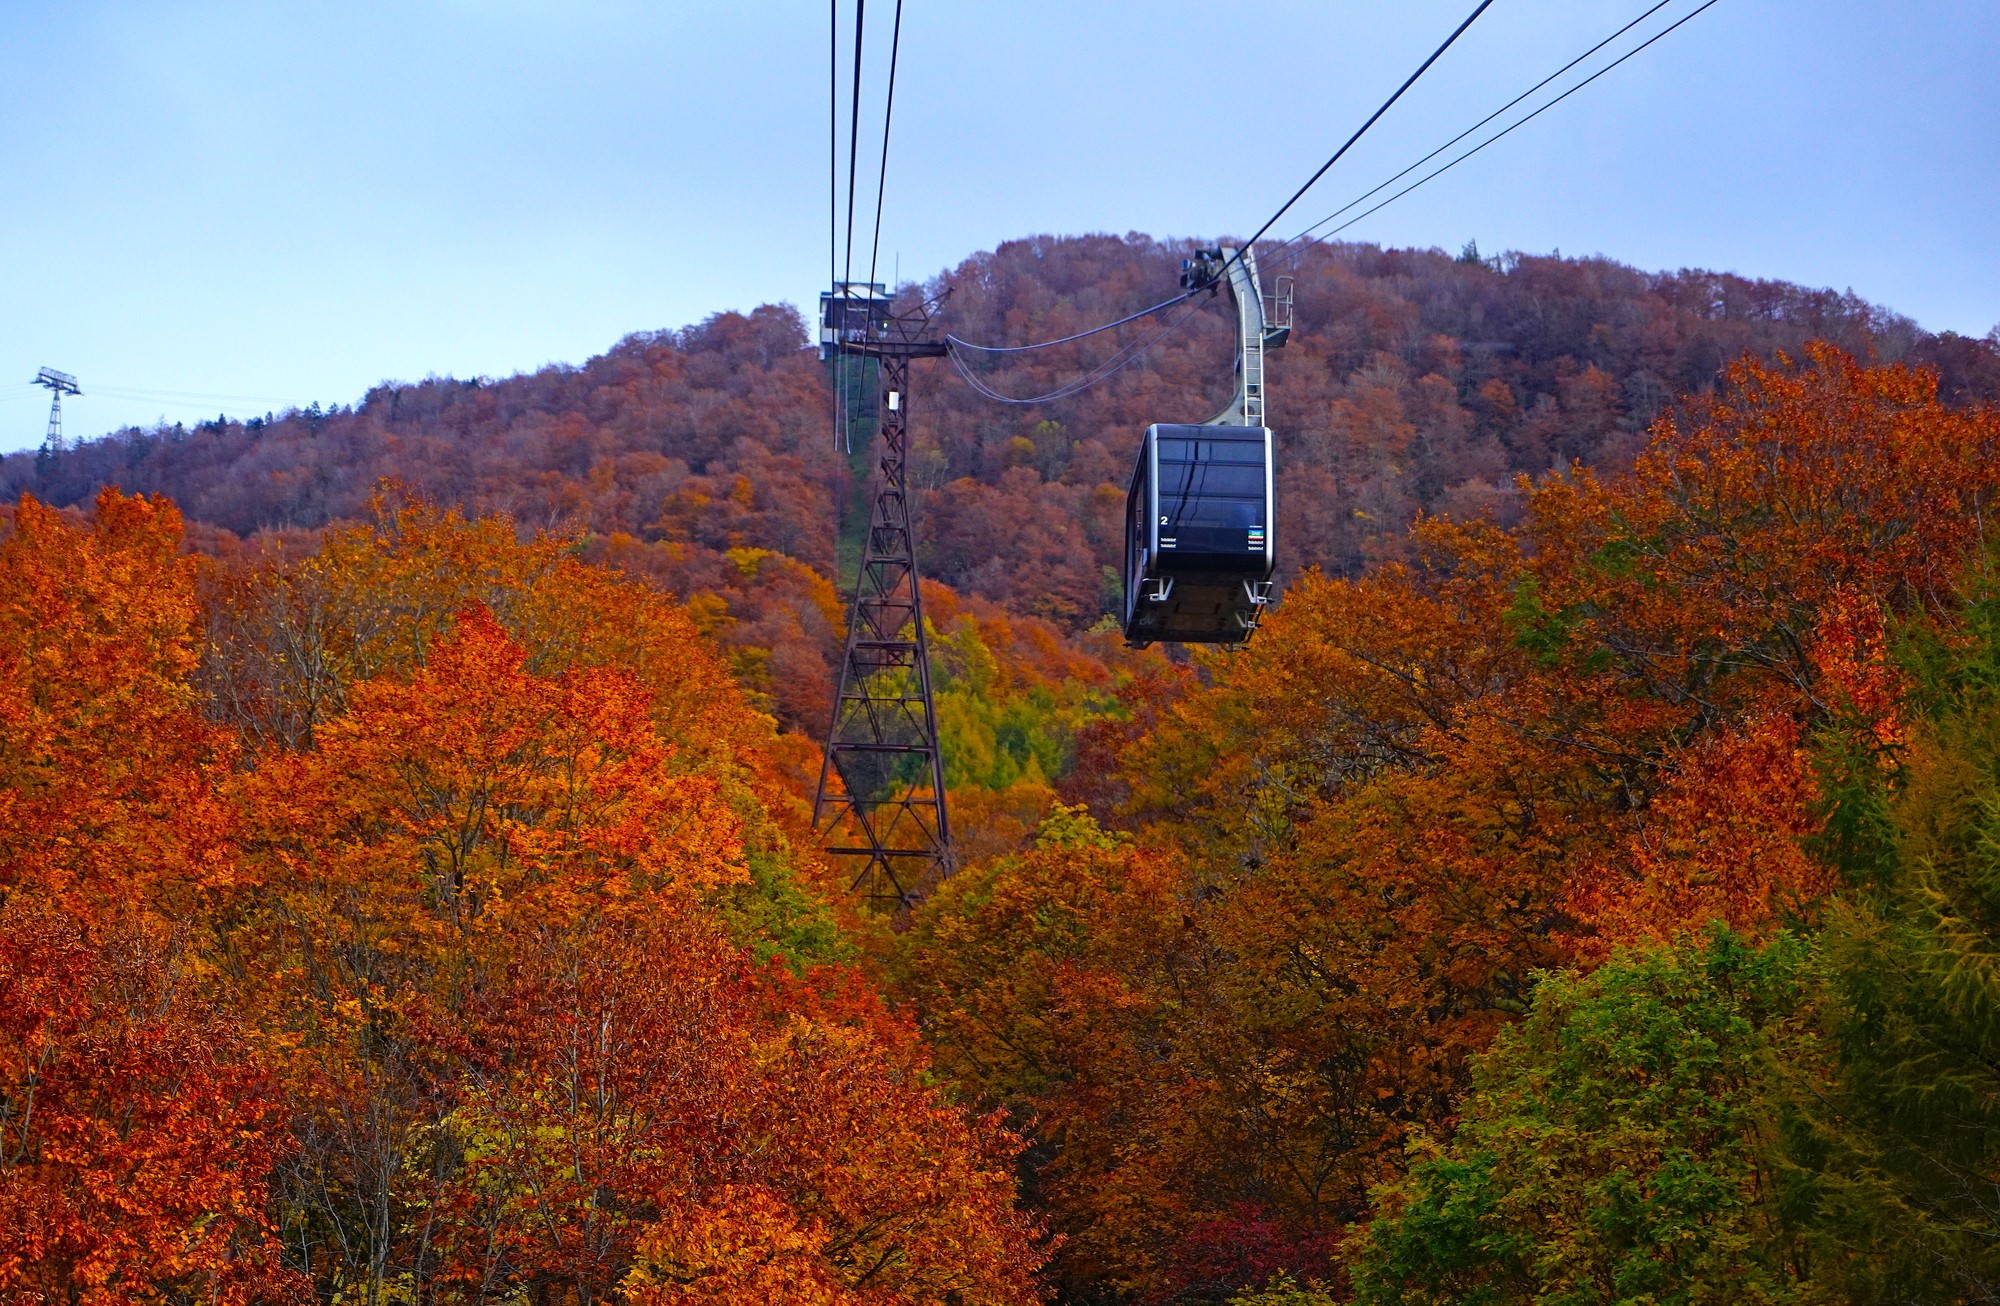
[947,295,1211,405]
[943,0,1494,399]
[840,1,866,301]
[1283,0,1724,256]
[88,385,290,406]
[945,287,1201,354]
[1262,0,1682,267]
[1210,0,1495,286]
[835,0,867,453]
[864,0,904,301]
[831,0,847,451]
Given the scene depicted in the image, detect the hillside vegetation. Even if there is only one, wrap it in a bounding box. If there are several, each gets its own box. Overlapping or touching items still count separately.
[14,234,1998,666]
[6,236,2000,1303]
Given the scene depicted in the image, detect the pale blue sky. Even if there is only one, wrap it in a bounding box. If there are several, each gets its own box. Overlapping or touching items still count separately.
[2,0,1994,452]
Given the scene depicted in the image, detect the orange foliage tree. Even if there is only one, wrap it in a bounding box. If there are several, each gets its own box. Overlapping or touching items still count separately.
[0,487,1050,1303]
[0,491,291,1304]
[239,605,1041,1303]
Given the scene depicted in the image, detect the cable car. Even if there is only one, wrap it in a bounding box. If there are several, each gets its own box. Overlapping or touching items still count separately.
[1123,423,1274,645]
[1121,246,1291,647]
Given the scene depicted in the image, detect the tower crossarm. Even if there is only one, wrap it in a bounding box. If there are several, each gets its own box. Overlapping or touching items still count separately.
[34,366,82,397]
[33,367,81,457]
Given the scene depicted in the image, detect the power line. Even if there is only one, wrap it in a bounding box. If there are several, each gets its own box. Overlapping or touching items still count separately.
[829,0,838,304]
[6,382,288,409]
[832,0,844,452]
[1289,0,1724,253]
[1224,0,1495,269]
[943,0,1494,398]
[833,0,868,455]
[947,287,1200,354]
[864,0,904,299]
[6,376,290,412]
[840,0,867,299]
[947,294,1211,405]
[1267,0,1680,262]
[944,0,1721,408]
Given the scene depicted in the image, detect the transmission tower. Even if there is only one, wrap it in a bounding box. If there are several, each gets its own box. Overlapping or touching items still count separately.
[34,367,81,456]
[813,293,954,912]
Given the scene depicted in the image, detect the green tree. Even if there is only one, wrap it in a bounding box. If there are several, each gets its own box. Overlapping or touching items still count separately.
[1791,565,2000,1301]
[1348,930,1829,1306]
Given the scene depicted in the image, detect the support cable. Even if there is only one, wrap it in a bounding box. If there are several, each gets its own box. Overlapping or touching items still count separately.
[836,0,867,454]
[87,384,290,406]
[1213,0,1494,281]
[864,0,904,302]
[945,0,1719,406]
[829,0,838,308]
[947,295,1211,405]
[946,287,1200,354]
[1284,0,1723,255]
[840,0,866,300]
[1264,0,1680,263]
[831,0,848,452]
[941,0,1493,398]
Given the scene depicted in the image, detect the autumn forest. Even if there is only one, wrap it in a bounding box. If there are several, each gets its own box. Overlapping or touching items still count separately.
[8,233,2000,1304]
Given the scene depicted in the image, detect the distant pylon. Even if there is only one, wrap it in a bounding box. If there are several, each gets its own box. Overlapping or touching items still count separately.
[34,367,81,456]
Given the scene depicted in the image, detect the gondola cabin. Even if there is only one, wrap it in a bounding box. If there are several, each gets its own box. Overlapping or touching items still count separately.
[1122,423,1275,646]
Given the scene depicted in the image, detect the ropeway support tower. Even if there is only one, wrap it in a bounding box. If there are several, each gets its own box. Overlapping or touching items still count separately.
[34,367,81,457]
[813,290,954,912]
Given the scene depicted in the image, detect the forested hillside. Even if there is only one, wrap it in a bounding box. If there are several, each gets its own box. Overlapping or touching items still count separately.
[14,235,1997,778]
[9,237,2000,1304]
[14,234,1999,636]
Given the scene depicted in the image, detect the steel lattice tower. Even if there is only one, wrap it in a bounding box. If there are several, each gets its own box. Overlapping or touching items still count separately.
[34,367,80,457]
[813,301,953,911]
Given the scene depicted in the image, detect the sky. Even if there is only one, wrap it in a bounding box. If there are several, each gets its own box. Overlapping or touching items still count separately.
[1,0,1994,453]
